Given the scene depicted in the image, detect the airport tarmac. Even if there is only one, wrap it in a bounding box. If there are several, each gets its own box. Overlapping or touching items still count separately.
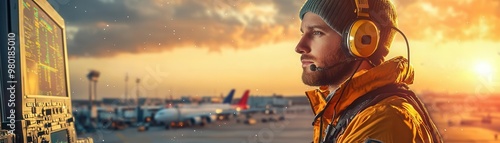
[78,110,314,143]
[77,107,500,143]
[431,112,500,143]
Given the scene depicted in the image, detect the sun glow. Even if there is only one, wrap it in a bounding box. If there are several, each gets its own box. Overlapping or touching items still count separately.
[475,61,493,77]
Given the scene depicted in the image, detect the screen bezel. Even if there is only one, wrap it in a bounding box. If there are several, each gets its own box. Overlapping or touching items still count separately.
[19,0,71,98]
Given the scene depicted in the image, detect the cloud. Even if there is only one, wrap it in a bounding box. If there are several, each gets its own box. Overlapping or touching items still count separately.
[394,0,500,42]
[54,0,499,58]
[54,0,303,58]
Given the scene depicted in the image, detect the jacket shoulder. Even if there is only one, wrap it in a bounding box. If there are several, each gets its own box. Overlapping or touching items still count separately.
[337,95,434,143]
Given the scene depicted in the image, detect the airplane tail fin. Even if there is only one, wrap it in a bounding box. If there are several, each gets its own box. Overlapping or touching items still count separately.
[237,90,250,106]
[223,89,236,104]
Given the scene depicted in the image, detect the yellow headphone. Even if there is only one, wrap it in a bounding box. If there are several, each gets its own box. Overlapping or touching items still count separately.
[342,0,380,58]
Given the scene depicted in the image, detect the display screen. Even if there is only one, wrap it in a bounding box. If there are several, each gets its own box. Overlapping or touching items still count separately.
[22,0,68,97]
[50,130,69,143]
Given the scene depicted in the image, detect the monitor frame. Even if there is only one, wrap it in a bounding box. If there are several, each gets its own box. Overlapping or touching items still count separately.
[18,0,71,98]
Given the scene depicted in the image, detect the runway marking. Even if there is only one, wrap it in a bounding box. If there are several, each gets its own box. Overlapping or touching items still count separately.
[115,132,128,143]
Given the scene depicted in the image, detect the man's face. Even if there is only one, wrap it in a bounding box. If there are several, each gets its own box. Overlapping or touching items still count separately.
[296,12,357,86]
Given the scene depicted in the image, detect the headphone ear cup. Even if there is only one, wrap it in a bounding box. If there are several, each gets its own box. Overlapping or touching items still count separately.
[344,19,380,58]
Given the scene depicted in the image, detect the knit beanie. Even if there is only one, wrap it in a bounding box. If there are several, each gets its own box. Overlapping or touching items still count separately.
[299,0,398,66]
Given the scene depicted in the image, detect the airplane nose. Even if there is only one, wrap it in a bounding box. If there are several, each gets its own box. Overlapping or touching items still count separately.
[153,111,164,121]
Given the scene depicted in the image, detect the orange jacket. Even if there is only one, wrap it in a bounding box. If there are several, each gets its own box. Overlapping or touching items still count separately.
[306,56,442,143]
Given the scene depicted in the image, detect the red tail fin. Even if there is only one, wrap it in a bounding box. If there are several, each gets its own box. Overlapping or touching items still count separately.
[237,90,250,106]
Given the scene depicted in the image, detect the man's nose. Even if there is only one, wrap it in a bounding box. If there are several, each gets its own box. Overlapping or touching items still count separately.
[295,36,310,54]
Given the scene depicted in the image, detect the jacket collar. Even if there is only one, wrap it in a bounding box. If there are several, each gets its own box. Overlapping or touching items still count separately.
[305,56,414,119]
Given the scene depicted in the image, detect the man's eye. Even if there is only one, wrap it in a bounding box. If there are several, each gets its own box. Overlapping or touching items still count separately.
[312,31,323,36]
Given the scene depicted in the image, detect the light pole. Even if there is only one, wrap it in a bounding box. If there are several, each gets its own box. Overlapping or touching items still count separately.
[136,78,140,105]
[136,78,143,123]
[125,73,128,105]
[94,76,98,105]
[87,70,100,121]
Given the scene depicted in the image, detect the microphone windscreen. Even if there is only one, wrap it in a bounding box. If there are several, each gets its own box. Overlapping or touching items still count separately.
[310,64,317,71]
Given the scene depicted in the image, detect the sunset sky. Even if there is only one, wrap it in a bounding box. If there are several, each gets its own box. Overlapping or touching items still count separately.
[45,0,500,100]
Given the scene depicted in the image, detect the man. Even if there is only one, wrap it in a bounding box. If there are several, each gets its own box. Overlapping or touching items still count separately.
[296,0,443,142]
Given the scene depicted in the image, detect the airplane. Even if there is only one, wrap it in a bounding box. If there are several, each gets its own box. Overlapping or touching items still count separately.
[154,89,250,129]
[201,90,250,120]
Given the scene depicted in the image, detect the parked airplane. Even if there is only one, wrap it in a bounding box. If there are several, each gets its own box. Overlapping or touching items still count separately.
[202,90,250,120]
[154,89,250,129]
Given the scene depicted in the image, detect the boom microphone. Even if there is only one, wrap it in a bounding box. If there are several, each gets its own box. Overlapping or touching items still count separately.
[310,58,358,72]
[309,64,319,71]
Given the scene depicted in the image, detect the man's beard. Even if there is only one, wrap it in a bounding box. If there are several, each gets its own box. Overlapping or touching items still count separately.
[301,52,358,87]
